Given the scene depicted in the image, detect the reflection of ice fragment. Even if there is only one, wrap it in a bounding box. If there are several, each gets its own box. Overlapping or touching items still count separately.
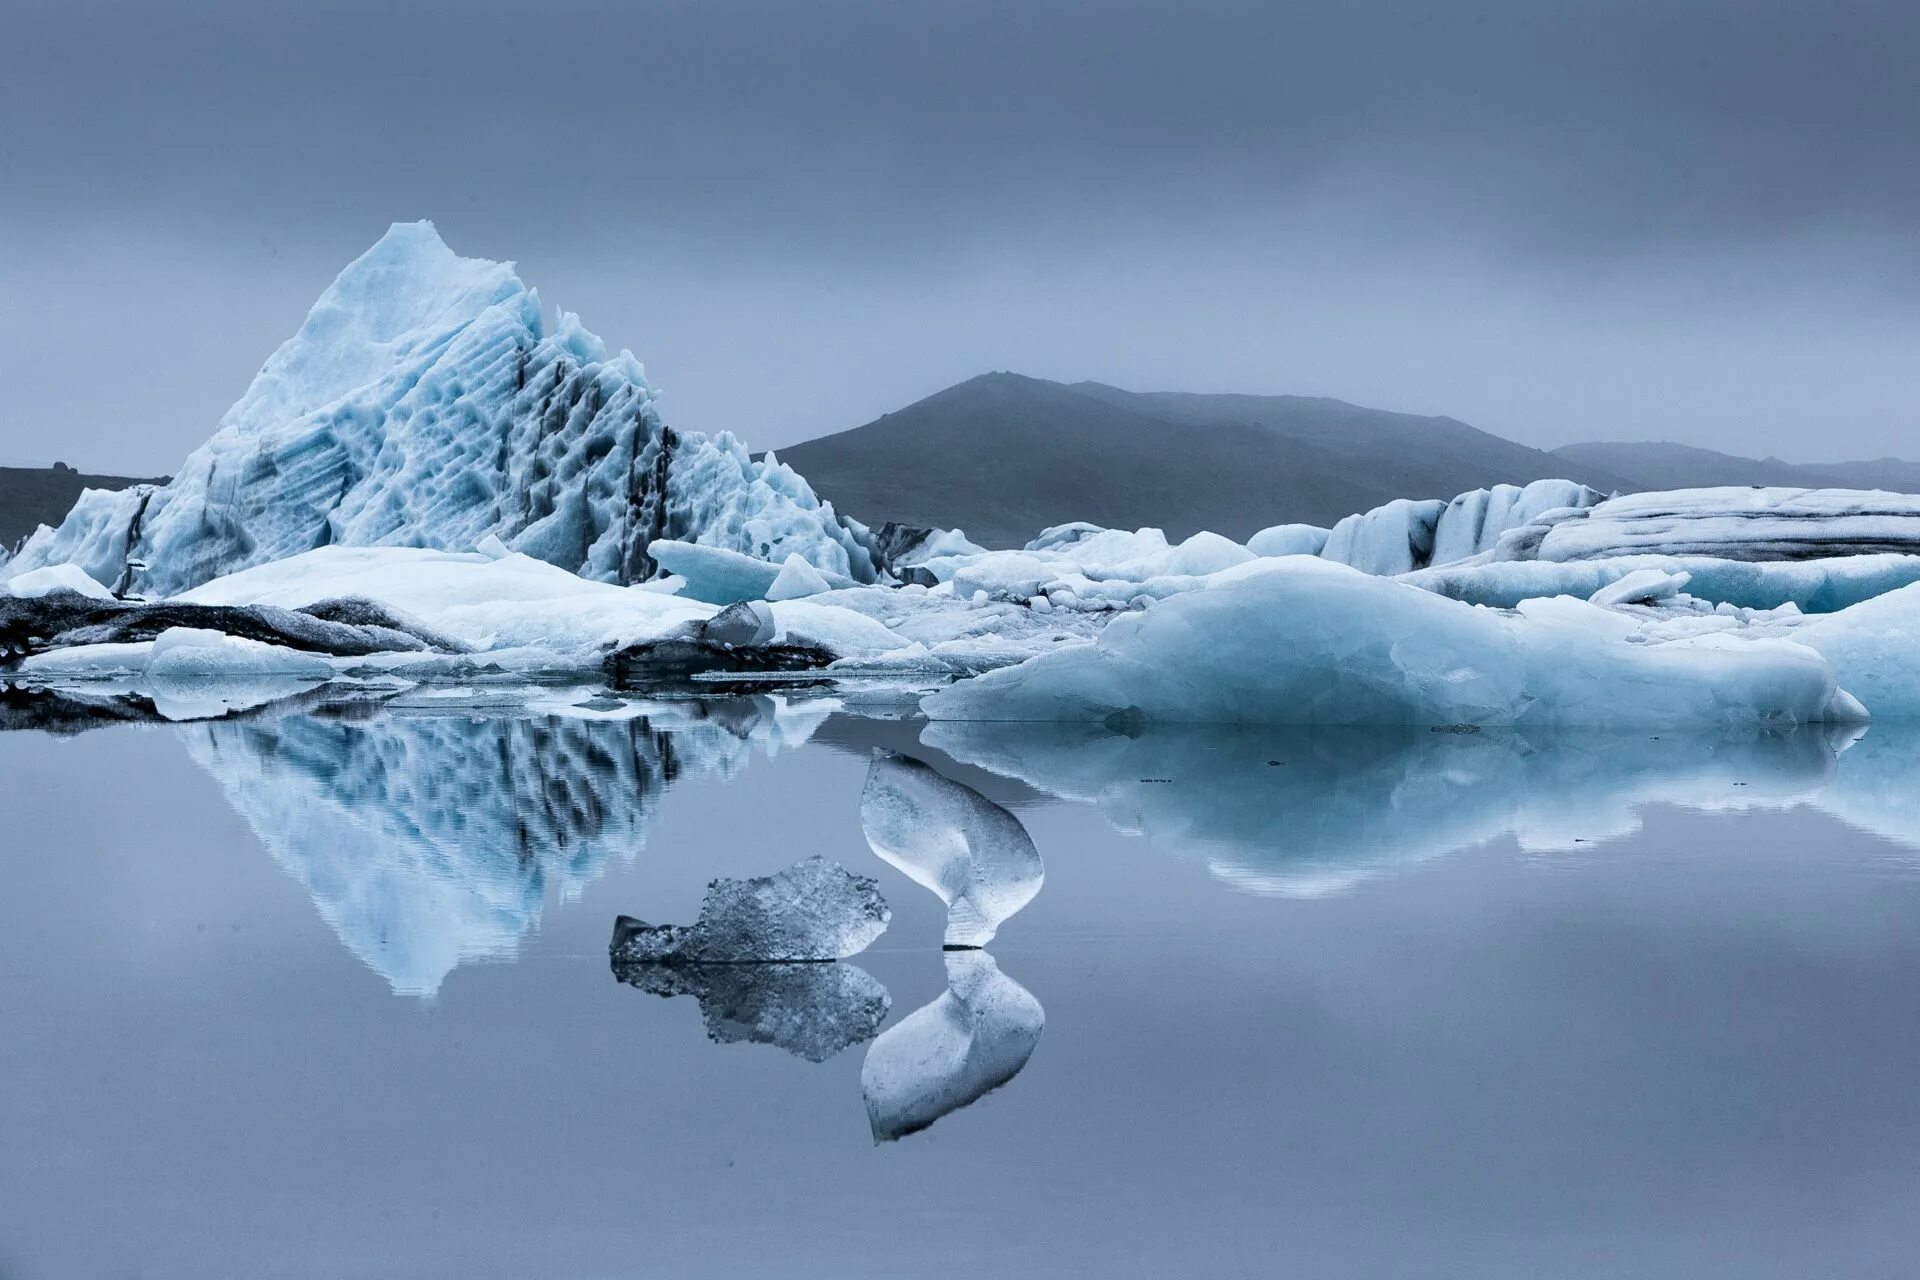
[860,752,1044,947]
[612,961,890,1062]
[861,951,1044,1141]
[610,857,890,963]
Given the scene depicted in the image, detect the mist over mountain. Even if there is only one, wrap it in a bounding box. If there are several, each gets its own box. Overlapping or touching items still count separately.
[1553,442,1920,496]
[775,373,1637,547]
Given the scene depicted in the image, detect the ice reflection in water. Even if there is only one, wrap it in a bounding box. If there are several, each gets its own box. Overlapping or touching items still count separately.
[613,961,892,1063]
[922,720,1920,895]
[177,694,833,995]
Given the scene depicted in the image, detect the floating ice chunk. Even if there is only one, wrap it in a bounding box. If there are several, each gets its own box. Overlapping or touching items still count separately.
[651,539,859,604]
[923,557,1865,729]
[765,554,834,601]
[21,627,336,681]
[860,752,1044,947]
[861,951,1045,1141]
[475,533,513,560]
[611,856,890,964]
[2,563,117,600]
[1246,523,1330,558]
[613,960,891,1062]
[1588,568,1692,609]
[1793,583,1920,720]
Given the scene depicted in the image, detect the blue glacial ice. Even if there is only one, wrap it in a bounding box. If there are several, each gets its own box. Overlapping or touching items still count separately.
[5,222,878,597]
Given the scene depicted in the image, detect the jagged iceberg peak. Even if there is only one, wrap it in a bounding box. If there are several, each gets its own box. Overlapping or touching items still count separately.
[7,222,879,597]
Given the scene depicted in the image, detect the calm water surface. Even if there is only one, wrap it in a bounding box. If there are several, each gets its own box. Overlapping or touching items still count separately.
[3,697,1919,1278]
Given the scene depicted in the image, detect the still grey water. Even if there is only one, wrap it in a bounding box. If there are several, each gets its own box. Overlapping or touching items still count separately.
[4,696,1919,1278]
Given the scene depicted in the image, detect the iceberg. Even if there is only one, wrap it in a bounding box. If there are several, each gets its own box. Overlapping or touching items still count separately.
[1523,487,1920,563]
[4,222,878,597]
[1405,553,1920,613]
[860,951,1045,1142]
[610,856,890,964]
[1319,480,1604,575]
[860,752,1044,947]
[922,558,1866,729]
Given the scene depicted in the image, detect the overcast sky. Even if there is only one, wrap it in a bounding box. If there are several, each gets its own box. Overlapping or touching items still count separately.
[3,0,1916,473]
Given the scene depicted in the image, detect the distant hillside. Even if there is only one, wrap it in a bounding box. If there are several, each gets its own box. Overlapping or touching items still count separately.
[1,464,167,551]
[776,373,1636,547]
[1554,442,1920,495]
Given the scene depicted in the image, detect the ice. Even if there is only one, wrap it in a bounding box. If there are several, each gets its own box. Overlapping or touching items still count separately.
[921,721,1866,897]
[1407,553,1920,613]
[922,557,1865,729]
[175,697,830,994]
[766,554,834,600]
[174,545,908,668]
[613,960,891,1062]
[860,951,1045,1142]
[1521,486,1920,562]
[1,564,117,601]
[1246,523,1330,558]
[860,752,1044,947]
[1791,583,1920,720]
[1587,568,1692,608]
[21,626,336,682]
[611,856,890,964]
[1319,480,1605,575]
[4,222,878,597]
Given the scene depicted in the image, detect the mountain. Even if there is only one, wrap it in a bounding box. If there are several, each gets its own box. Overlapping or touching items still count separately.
[1553,442,1920,495]
[774,373,1638,547]
[5,223,877,596]
[1,463,168,551]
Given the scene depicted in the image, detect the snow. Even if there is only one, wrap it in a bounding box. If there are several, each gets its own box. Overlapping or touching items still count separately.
[611,856,891,963]
[860,752,1045,947]
[861,950,1045,1142]
[922,557,1866,729]
[1,563,117,601]
[4,222,877,597]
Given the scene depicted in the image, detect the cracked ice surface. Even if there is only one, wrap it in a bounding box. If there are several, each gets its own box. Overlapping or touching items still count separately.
[611,856,890,964]
[860,752,1044,947]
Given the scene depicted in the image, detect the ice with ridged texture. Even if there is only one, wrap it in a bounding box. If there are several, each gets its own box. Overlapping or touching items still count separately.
[1405,553,1920,613]
[613,960,891,1062]
[1321,480,1604,575]
[861,951,1045,1142]
[611,857,890,964]
[1525,487,1920,563]
[177,698,832,995]
[860,752,1044,947]
[923,557,1867,729]
[4,222,877,597]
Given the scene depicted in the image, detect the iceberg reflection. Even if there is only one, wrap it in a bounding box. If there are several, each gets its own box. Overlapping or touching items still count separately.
[920,720,1916,896]
[614,961,892,1063]
[861,951,1045,1142]
[177,694,833,995]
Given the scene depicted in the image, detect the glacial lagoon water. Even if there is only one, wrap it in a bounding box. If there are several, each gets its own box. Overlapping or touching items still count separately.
[4,694,1920,1278]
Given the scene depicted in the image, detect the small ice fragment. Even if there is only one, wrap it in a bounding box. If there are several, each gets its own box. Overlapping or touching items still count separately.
[697,600,778,649]
[1588,568,1692,609]
[610,856,890,963]
[861,752,1044,947]
[475,533,513,560]
[765,554,833,601]
[861,950,1045,1141]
